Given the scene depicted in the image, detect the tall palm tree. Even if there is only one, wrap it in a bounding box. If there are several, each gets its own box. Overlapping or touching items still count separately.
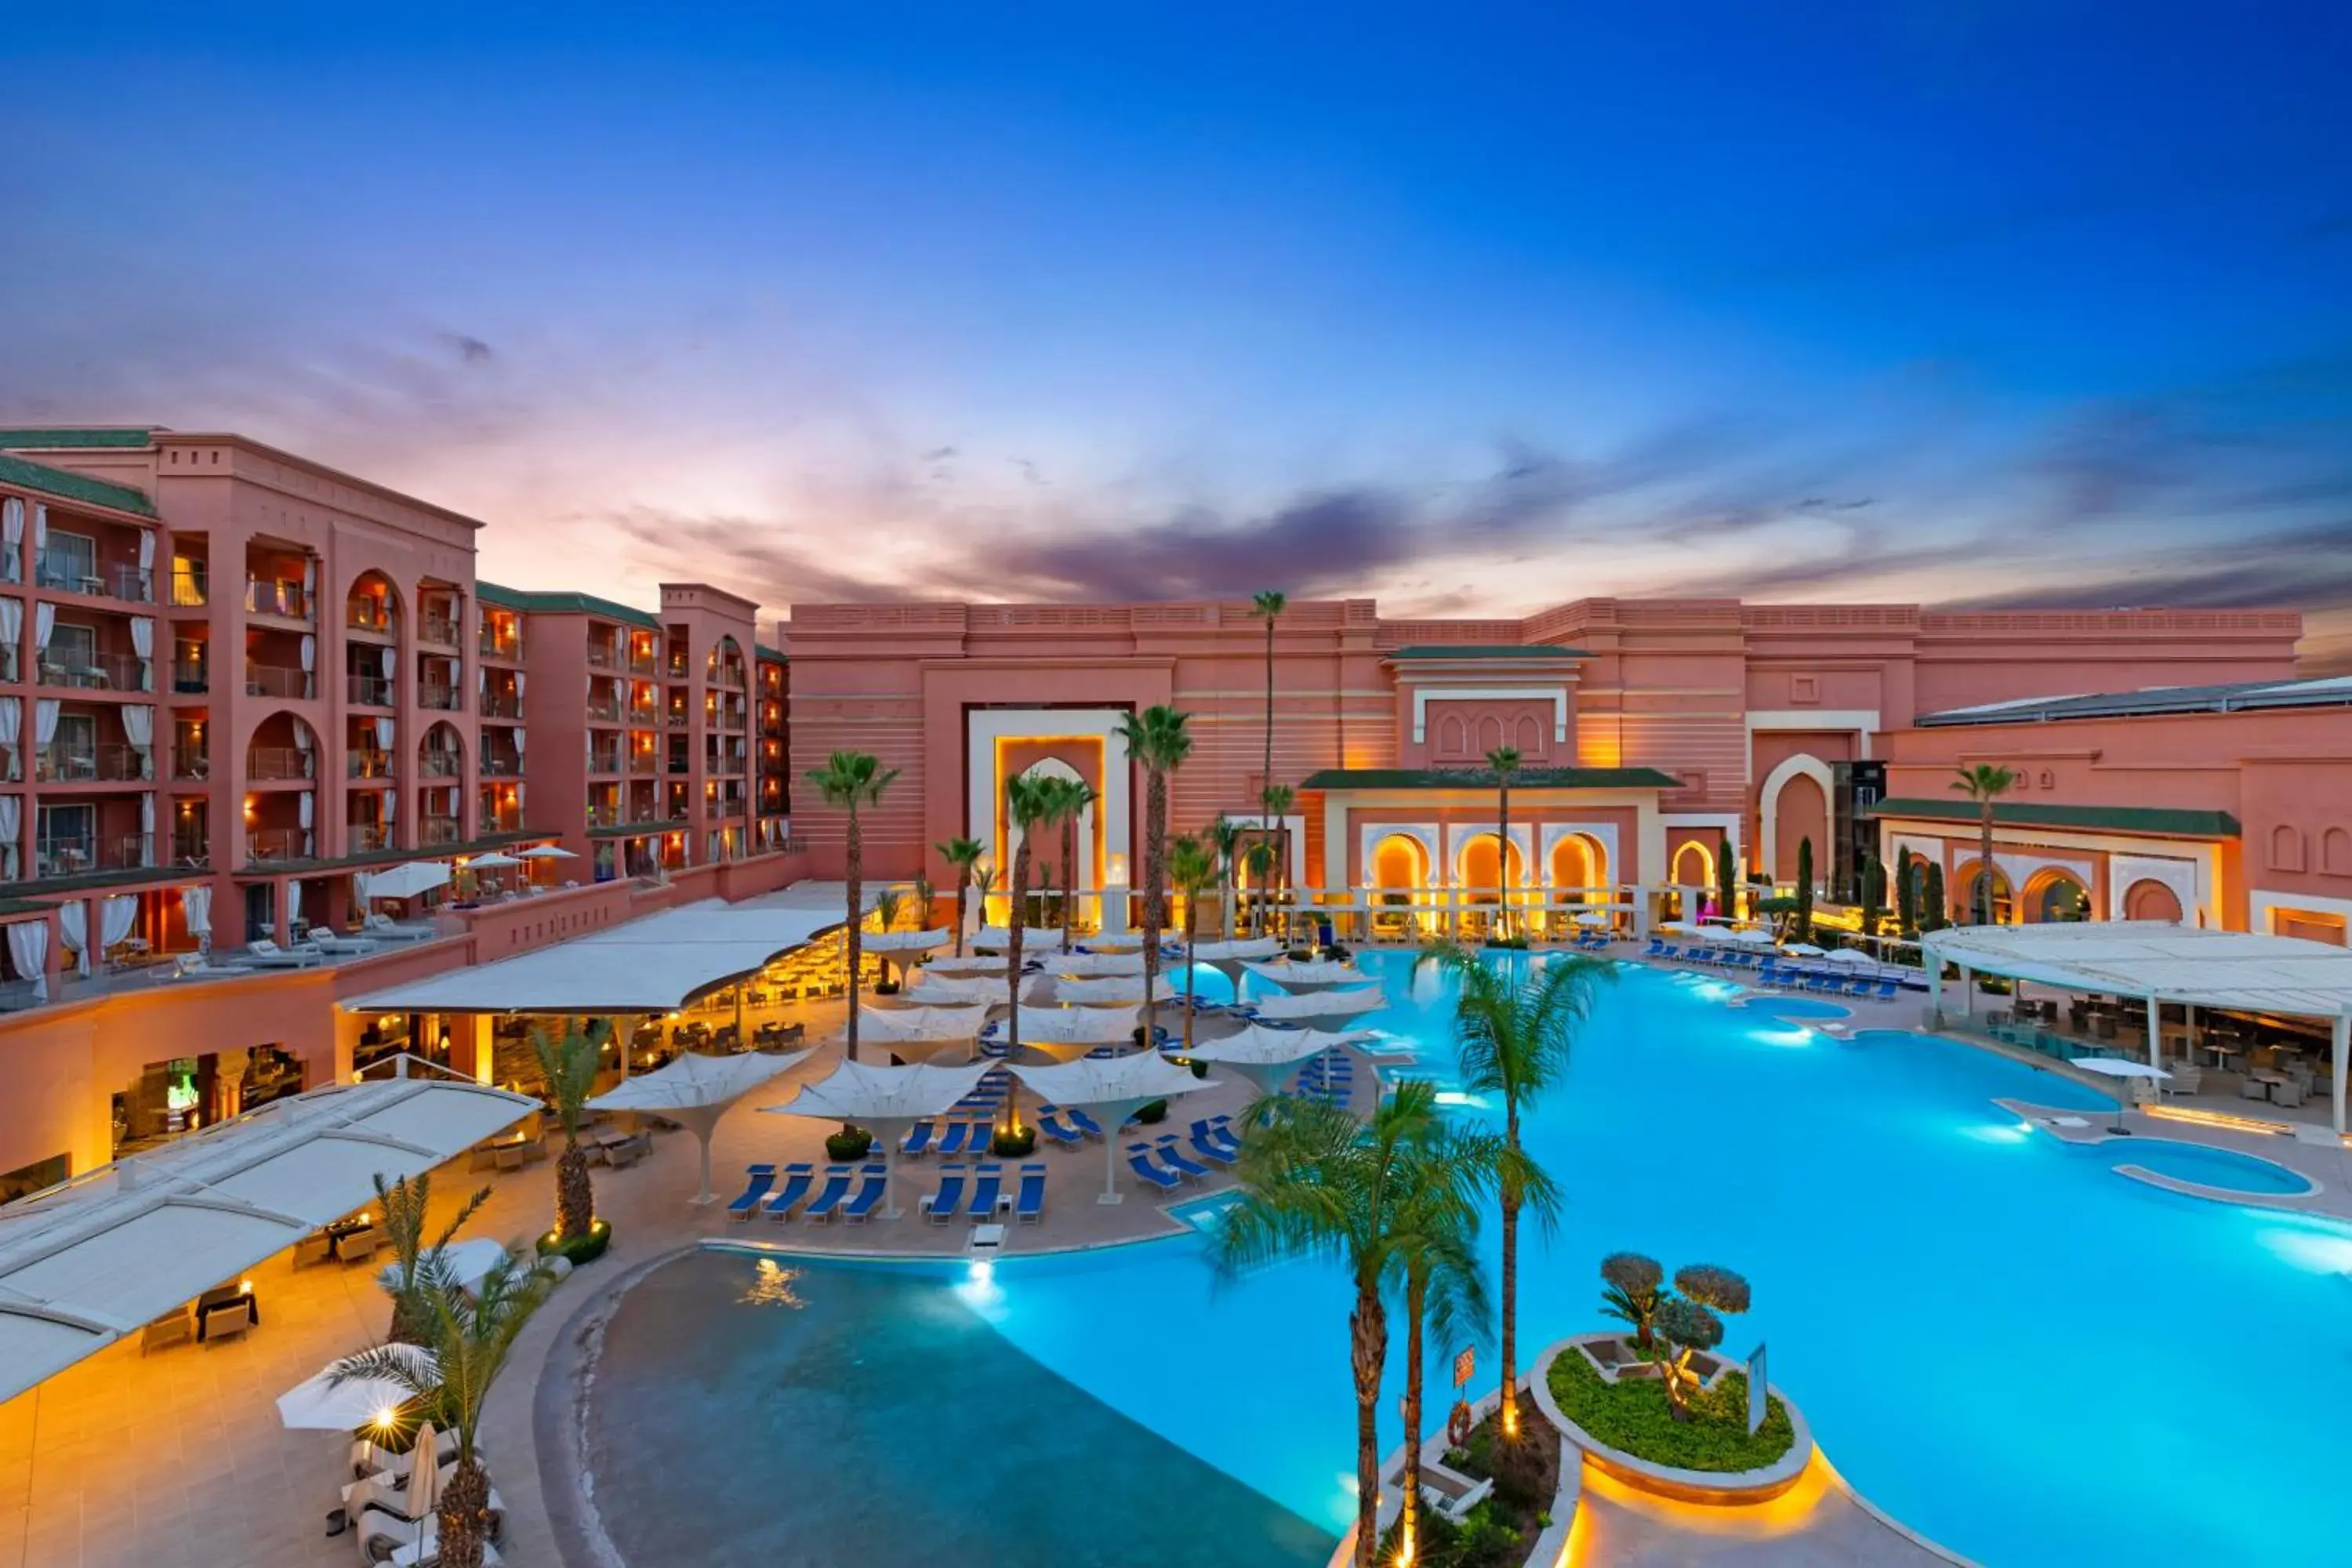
[329,1254,555,1568]
[1050,777,1097,952]
[1250,588,1287,808]
[528,1021,603,1244]
[1258,782,1294,943]
[1116,706,1194,1026]
[1245,840,1280,938]
[1214,1080,1448,1568]
[1000,772,1057,1138]
[1208,813,1245,940]
[927,832,983,959]
[1485,745,1523,942]
[806,751,900,1061]
[1167,833,1218,1054]
[373,1171,490,1345]
[1414,942,1610,1442]
[1950,764,2019,925]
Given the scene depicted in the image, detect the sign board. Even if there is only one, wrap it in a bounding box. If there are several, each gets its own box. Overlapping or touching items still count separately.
[1453,1346,1475,1388]
[1746,1341,1768,1435]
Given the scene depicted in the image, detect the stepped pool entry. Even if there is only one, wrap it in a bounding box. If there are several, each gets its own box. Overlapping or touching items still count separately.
[585,952,2352,1566]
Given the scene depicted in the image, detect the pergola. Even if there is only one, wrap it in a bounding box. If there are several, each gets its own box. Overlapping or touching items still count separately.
[1922,922,2352,1132]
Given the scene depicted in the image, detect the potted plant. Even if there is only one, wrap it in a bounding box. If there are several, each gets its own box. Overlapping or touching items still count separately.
[826,1125,875,1161]
[1133,1099,1169,1125]
[990,1123,1036,1158]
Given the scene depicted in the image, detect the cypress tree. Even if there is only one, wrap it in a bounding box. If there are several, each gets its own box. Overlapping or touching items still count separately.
[1715,834,1737,923]
[1922,862,1947,932]
[1795,836,1815,943]
[1896,848,1917,935]
[1860,855,1886,936]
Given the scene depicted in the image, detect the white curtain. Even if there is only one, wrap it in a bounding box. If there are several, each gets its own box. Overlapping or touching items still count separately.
[515,728,526,754]
[302,557,317,604]
[384,787,397,822]
[0,794,16,880]
[34,602,53,656]
[140,792,154,862]
[58,902,88,977]
[375,717,394,749]
[181,884,211,946]
[7,919,48,1001]
[292,721,312,768]
[129,616,154,691]
[1,499,20,582]
[289,880,303,929]
[34,699,58,747]
[298,789,314,829]
[0,695,16,781]
[515,670,526,698]
[100,894,137,955]
[121,704,154,778]
[381,646,396,678]
[299,633,315,672]
[31,505,45,557]
[0,597,20,654]
[137,529,154,575]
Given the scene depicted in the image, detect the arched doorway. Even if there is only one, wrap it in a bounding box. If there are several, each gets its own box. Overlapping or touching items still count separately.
[1548,832,1609,895]
[1457,832,1530,936]
[1369,833,1430,937]
[1957,862,2014,925]
[1773,773,1829,885]
[2025,869,2090,924]
[2123,879,2184,923]
[1006,757,1094,924]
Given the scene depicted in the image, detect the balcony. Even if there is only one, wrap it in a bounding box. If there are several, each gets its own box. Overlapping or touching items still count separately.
[419,614,459,648]
[172,657,209,695]
[666,754,688,775]
[480,804,524,833]
[419,749,463,779]
[586,801,623,828]
[245,664,312,700]
[481,692,523,720]
[350,824,394,853]
[37,652,151,693]
[628,704,659,727]
[586,699,623,724]
[481,753,523,778]
[628,751,657,776]
[36,556,153,603]
[588,748,623,776]
[665,711,689,729]
[479,626,522,662]
[245,579,312,621]
[347,601,395,635]
[35,833,151,878]
[347,673,395,708]
[170,563,209,608]
[628,651,659,678]
[587,645,619,671]
[171,827,209,869]
[419,815,461,847]
[347,750,397,780]
[172,743,209,781]
[245,827,308,862]
[247,747,315,782]
[34,744,147,783]
[419,684,461,712]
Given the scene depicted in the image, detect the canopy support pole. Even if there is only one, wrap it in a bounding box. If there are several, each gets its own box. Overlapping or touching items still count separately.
[2147,993,2161,1070]
[1926,960,1943,1027]
[2333,1014,2348,1138]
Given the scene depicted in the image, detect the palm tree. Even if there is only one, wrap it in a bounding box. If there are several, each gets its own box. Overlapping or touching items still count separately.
[1258,782,1294,943]
[1485,746,1522,942]
[528,1021,604,1244]
[329,1254,556,1568]
[1950,764,2019,925]
[1208,813,1245,940]
[931,832,978,959]
[806,751,900,1061]
[1000,772,1057,1138]
[1116,706,1194,1026]
[1250,588,1287,810]
[1214,1080,1448,1568]
[1244,840,1280,938]
[1167,833,1218,1054]
[1050,777,1096,952]
[373,1171,490,1345]
[1414,942,1611,1442]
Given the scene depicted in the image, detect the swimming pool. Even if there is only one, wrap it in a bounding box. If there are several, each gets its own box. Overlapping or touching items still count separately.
[595,952,2352,1566]
[2097,1136,2319,1196]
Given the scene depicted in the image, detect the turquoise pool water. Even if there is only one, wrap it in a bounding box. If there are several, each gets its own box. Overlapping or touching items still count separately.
[2100,1136,2318,1196]
[604,953,2352,1566]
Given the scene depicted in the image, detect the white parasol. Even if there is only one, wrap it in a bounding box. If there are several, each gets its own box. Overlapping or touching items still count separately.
[1011,1052,1221,1205]
[588,1048,811,1203]
[1179,1023,1371,1098]
[762,1058,996,1219]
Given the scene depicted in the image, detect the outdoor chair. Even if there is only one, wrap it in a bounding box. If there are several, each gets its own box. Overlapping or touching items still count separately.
[2240,1076,2270,1102]
[1014,1163,1047,1222]
[2272,1077,2307,1108]
[761,1163,815,1220]
[2164,1061,2203,1095]
[201,1298,253,1345]
[338,1229,384,1265]
[243,938,321,968]
[801,1166,857,1221]
[727,1164,778,1219]
[1125,1145,1184,1191]
[307,929,379,957]
[139,1309,192,1356]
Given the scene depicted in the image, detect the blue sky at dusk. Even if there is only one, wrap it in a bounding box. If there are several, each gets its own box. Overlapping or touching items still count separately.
[3,3,2348,648]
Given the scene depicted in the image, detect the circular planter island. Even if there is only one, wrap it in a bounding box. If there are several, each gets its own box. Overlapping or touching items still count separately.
[1530,1332,1814,1504]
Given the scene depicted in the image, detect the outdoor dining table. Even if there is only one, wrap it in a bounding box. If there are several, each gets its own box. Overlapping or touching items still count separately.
[193,1282,259,1341]
[323,1217,377,1258]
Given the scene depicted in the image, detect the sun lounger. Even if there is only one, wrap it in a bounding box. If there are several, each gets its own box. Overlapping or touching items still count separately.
[1014,1163,1047,1222]
[1125,1145,1184,1191]
[363,913,441,943]
[967,1162,1007,1216]
[726,1163,777,1218]
[1068,1108,1105,1139]
[920,1164,968,1221]
[901,1120,938,1158]
[242,938,321,968]
[1185,1128,1236,1166]
[1036,1109,1085,1146]
[762,1163,815,1219]
[802,1165,856,1221]
[840,1165,889,1222]
[1190,1118,1241,1158]
[934,1121,971,1158]
[1874,978,1901,1000]
[1149,1139,1209,1182]
[306,929,380,956]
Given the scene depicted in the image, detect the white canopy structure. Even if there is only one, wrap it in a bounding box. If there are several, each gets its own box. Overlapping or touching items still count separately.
[278,1355,438,1430]
[1002,1004,1143,1062]
[1180,1023,1370,1098]
[1194,936,1283,972]
[922,953,1010,977]
[864,928,952,953]
[376,1237,509,1298]
[517,844,578,861]
[586,1048,811,1203]
[912,970,1044,1005]
[465,851,521,869]
[1054,975,1149,1006]
[762,1059,995,1219]
[1250,985,1387,1029]
[361,861,452,902]
[1925,921,2352,1131]
[1243,957,1367,990]
[345,898,837,1017]
[0,1076,534,1403]
[856,1003,993,1061]
[1083,933,1145,953]
[1052,950,1145,977]
[974,926,1062,951]
[1011,1053,1222,1204]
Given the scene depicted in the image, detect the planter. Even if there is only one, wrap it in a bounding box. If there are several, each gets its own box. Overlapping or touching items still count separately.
[826,1129,876,1161]
[536,1218,612,1268]
[1532,1333,1812,1505]
[1133,1099,1170,1126]
[989,1125,1036,1158]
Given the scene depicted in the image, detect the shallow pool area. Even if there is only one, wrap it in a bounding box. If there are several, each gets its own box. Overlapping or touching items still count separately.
[590,952,2352,1566]
[2100,1136,2320,1196]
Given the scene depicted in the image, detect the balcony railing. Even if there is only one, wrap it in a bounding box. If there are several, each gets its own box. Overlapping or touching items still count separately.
[245,827,309,862]
[419,614,459,648]
[172,744,209,781]
[628,751,657,776]
[171,829,209,869]
[628,652,659,677]
[586,645,619,670]
[245,579,312,620]
[246,747,316,781]
[347,601,395,633]
[481,692,523,720]
[350,824,394,853]
[481,753,523,778]
[588,750,623,775]
[665,711,689,729]
[419,749,463,779]
[38,652,151,692]
[479,627,522,662]
[419,684,461,712]
[419,815,461,847]
[172,657,209,695]
[710,664,746,690]
[170,563,209,608]
[586,699,623,723]
[35,833,151,877]
[245,664,312,700]
[35,557,153,603]
[34,744,147,783]
[628,704,659,727]
[347,750,397,780]
[347,673,394,708]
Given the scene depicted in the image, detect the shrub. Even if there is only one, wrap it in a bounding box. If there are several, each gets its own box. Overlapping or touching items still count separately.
[1548,1345,1794,1472]
[1674,1264,1751,1316]
[826,1127,875,1161]
[989,1125,1036,1158]
[1599,1252,1664,1346]
[873,978,902,996]
[1133,1099,1169,1125]
[535,1218,611,1267]
[1649,1298,1726,1417]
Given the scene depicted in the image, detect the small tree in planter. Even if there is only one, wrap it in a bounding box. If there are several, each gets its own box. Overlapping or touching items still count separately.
[1599,1252,1664,1348]
[871,889,906,993]
[1646,1298,1726,1421]
[1794,837,1815,943]
[1858,855,1886,938]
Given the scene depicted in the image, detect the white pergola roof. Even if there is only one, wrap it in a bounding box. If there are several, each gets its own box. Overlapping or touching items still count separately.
[0,1076,535,1403]
[974,926,1062,951]
[858,1004,992,1043]
[591,1048,814,1203]
[761,1058,993,1123]
[1054,976,1149,1005]
[911,970,1041,1004]
[1924,922,2352,1017]
[1051,951,1145,977]
[343,898,840,1014]
[863,928,952,953]
[1195,937,1283,964]
[1251,985,1387,1023]
[1243,958,1367,989]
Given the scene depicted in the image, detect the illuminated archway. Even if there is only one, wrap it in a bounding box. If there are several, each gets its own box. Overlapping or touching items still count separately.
[1954,860,2015,925]
[1672,840,1713,889]
[2024,868,2090,924]
[1548,832,1610,894]
[2123,879,2183,923]
[1368,833,1430,935]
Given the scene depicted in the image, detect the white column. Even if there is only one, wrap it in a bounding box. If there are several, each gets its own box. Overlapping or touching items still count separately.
[1926,960,1943,1026]
[2147,993,2161,1069]
[1960,966,1974,1017]
[2333,1014,2347,1138]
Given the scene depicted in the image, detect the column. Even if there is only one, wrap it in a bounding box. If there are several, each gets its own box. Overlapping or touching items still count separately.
[449,1014,495,1086]
[1926,960,1943,1027]
[2146,993,2161,1070]
[2332,1014,2347,1138]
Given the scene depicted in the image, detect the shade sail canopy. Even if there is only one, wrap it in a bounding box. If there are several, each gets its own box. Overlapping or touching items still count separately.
[464,851,522,869]
[1821,948,1874,964]
[1194,937,1283,964]
[1250,985,1387,1024]
[278,1355,438,1430]
[2073,1058,2172,1081]
[1780,942,1827,957]
[517,844,579,860]
[1053,951,1145,977]
[974,926,1062,950]
[1243,958,1367,989]
[763,1059,993,1123]
[1007,1004,1140,1045]
[1924,922,2352,1018]
[0,1077,534,1403]
[858,1004,992,1043]
[1054,976,1148,1005]
[864,928,952,953]
[376,1238,508,1298]
[1011,1052,1224,1203]
[1083,934,1145,953]
[912,970,1043,1004]
[1181,1024,1368,1097]
[344,897,838,1014]
[592,1048,813,1203]
[922,953,1009,977]
[361,862,453,901]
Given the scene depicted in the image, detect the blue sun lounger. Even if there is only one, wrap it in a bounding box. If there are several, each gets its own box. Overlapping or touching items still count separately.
[967,1163,1007,1216]
[761,1162,816,1220]
[901,1121,938,1158]
[840,1165,889,1223]
[1125,1144,1184,1191]
[1875,977,1902,1000]
[1014,1163,1047,1221]
[1185,1127,1236,1166]
[727,1163,777,1220]
[802,1165,856,1221]
[1153,1138,1211,1181]
[1067,1108,1105,1139]
[920,1164,968,1222]
[934,1121,972,1158]
[1036,1109,1085,1145]
[1189,1116,1240,1156]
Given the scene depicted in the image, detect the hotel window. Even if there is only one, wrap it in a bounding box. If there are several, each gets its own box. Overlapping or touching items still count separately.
[48,622,96,681]
[38,528,96,592]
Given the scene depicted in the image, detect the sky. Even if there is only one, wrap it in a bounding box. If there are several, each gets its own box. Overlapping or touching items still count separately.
[3,2,2349,655]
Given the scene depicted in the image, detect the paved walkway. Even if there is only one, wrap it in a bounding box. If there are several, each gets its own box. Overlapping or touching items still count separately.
[1567,1454,1957,1566]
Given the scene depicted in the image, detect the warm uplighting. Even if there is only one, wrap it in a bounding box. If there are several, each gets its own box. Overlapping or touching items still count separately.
[372,1406,398,1430]
[2143,1104,2293,1137]
[1501,1401,1519,1439]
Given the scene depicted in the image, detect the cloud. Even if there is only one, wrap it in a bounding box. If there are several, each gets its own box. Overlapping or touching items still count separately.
[439,332,495,365]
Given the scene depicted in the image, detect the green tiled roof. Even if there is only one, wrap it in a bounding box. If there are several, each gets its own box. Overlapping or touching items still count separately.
[756,644,786,662]
[588,818,688,839]
[477,581,660,630]
[0,864,213,899]
[0,428,158,450]
[1300,766,1682,791]
[0,453,158,519]
[1867,797,2241,839]
[1387,644,1587,660]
